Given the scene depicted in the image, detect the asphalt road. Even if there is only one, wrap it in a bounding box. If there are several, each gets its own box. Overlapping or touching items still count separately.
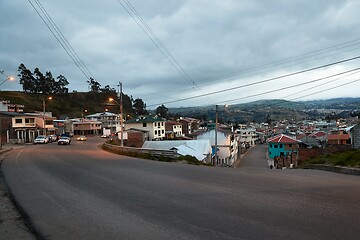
[2,138,360,240]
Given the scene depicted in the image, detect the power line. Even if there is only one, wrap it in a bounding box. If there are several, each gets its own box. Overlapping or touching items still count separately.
[27,0,94,81]
[203,39,360,82]
[34,0,95,79]
[280,69,360,100]
[143,38,360,104]
[116,0,198,88]
[215,67,360,104]
[148,54,360,107]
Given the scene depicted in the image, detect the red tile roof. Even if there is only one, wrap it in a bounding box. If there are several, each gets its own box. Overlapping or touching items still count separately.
[268,134,299,143]
[309,131,327,138]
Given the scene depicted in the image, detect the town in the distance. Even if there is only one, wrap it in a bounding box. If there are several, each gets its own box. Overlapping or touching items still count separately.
[1,67,360,169]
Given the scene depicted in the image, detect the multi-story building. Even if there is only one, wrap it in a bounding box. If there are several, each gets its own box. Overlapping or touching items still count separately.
[73,119,102,135]
[165,121,183,138]
[125,115,166,141]
[235,128,258,147]
[86,112,119,133]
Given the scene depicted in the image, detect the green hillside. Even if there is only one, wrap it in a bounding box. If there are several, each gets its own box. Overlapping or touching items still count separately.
[0,91,117,118]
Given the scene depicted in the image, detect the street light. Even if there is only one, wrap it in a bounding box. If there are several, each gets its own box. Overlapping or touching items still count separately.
[109,96,123,146]
[43,96,52,136]
[0,76,15,148]
[82,109,88,136]
[0,75,15,87]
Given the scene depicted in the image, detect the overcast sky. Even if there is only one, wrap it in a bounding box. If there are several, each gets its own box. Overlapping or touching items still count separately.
[1,0,360,109]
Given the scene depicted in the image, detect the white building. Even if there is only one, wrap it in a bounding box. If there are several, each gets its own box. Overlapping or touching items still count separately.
[86,112,119,133]
[125,115,166,141]
[235,128,258,147]
[197,129,239,166]
[165,121,183,137]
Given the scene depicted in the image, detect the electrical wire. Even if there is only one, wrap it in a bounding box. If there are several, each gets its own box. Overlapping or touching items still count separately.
[116,0,198,89]
[34,0,95,79]
[147,54,360,107]
[215,67,360,104]
[27,0,94,81]
[203,39,360,82]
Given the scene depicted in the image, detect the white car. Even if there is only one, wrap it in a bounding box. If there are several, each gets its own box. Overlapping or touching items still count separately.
[34,135,48,144]
[58,136,71,145]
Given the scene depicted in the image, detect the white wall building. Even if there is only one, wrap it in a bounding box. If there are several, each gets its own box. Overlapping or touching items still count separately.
[125,115,166,141]
[235,128,258,147]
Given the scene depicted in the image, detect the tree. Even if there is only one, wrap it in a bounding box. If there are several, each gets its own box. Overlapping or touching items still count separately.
[55,75,69,94]
[101,85,116,95]
[18,64,69,94]
[156,104,168,118]
[87,77,101,93]
[18,63,35,93]
[133,98,148,115]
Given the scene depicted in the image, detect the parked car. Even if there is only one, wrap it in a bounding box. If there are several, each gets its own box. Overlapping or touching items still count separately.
[34,135,48,144]
[101,135,109,138]
[77,135,87,141]
[58,136,71,145]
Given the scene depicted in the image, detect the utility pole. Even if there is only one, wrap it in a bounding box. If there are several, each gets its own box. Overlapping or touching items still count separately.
[214,104,218,166]
[119,82,123,147]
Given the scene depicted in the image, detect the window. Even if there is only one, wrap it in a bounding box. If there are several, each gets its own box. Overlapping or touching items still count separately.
[274,145,278,148]
[155,130,157,134]
[15,119,22,124]
[279,144,283,148]
[25,118,34,123]
[143,123,147,127]
[289,144,293,147]
[162,130,164,134]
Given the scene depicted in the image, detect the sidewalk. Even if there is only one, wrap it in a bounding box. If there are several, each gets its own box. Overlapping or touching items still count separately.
[0,144,36,240]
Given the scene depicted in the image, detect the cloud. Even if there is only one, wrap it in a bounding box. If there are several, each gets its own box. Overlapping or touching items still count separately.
[1,0,360,108]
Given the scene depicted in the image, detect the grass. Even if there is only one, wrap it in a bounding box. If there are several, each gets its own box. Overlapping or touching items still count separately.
[302,149,360,168]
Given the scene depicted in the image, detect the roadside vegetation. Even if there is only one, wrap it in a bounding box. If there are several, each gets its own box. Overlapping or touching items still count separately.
[301,149,360,168]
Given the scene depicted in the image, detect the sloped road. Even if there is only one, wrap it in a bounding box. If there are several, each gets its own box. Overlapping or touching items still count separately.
[2,138,360,240]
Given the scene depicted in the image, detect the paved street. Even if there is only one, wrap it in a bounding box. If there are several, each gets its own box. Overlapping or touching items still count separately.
[2,138,360,240]
[238,144,269,169]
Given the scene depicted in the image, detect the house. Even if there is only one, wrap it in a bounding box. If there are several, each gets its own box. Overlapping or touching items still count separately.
[125,115,166,141]
[235,128,258,147]
[0,112,33,144]
[0,100,24,112]
[296,133,323,148]
[179,117,200,136]
[327,129,351,145]
[86,112,119,133]
[165,121,183,138]
[349,124,360,149]
[0,111,55,144]
[73,119,102,135]
[267,134,299,166]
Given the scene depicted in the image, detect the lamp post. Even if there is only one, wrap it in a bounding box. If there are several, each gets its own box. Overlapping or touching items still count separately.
[43,96,52,136]
[0,76,15,148]
[82,109,88,136]
[109,93,124,146]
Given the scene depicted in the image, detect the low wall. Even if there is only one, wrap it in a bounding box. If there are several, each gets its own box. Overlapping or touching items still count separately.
[306,164,360,176]
[103,143,178,160]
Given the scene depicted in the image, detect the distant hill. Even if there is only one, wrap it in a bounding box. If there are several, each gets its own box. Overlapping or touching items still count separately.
[168,98,360,123]
[1,91,359,123]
